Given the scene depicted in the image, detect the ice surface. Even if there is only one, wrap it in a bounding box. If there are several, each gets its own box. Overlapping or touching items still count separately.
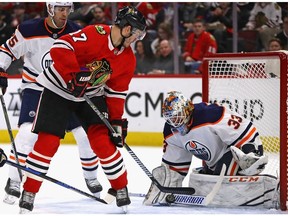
[0,144,285,215]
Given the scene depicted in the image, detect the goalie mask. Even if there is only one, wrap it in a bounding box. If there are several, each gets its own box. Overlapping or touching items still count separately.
[115,6,147,40]
[162,91,194,135]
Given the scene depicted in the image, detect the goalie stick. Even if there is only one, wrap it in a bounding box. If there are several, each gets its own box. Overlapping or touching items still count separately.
[83,94,195,195]
[165,164,226,206]
[4,160,108,204]
[0,88,22,181]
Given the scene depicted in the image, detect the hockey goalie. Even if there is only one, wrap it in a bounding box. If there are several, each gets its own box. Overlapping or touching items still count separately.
[143,91,279,209]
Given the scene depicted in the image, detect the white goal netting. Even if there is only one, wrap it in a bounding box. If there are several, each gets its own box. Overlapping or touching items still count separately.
[203,51,288,210]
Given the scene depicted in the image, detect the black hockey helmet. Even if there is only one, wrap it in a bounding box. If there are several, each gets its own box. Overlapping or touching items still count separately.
[115,6,146,32]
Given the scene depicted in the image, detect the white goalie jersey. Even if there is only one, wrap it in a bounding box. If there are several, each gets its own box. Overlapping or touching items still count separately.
[162,102,264,176]
[143,102,277,209]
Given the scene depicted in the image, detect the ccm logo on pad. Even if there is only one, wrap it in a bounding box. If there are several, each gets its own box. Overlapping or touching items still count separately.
[229,176,259,182]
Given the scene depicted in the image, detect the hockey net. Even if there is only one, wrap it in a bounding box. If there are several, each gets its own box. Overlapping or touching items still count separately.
[202,51,288,211]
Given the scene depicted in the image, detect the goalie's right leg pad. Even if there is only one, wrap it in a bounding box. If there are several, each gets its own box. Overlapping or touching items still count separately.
[143,164,185,205]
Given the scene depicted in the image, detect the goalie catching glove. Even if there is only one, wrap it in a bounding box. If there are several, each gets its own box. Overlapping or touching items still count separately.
[0,148,7,167]
[230,146,268,175]
[67,71,91,97]
[0,67,8,95]
[109,119,128,148]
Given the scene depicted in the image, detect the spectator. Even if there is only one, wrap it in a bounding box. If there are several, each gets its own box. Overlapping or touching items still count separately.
[205,2,235,53]
[150,22,174,57]
[157,3,174,26]
[136,2,163,31]
[134,39,155,75]
[182,18,217,74]
[178,3,207,39]
[237,3,255,30]
[10,3,30,30]
[89,5,111,25]
[267,38,283,51]
[0,10,14,45]
[148,39,184,74]
[275,14,288,50]
[68,2,96,26]
[243,3,282,51]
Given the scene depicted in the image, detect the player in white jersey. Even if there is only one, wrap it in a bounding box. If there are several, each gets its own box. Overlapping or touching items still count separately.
[144,91,270,206]
[0,2,102,205]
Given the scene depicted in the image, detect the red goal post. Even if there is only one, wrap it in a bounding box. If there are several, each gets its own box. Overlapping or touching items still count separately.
[202,51,288,211]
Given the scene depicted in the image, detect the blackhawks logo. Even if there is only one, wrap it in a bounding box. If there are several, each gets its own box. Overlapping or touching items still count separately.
[86,59,112,87]
[95,25,106,35]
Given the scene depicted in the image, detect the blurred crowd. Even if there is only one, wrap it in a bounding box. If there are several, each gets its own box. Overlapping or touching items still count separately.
[1,2,288,75]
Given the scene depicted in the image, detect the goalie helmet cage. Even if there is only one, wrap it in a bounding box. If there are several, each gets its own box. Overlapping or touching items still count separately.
[202,51,288,211]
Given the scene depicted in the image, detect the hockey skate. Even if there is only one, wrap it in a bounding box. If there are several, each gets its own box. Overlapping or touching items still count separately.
[19,190,36,214]
[116,187,131,213]
[3,178,21,204]
[85,178,103,197]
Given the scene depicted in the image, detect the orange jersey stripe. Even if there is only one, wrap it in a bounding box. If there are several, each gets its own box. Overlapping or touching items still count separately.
[22,72,36,82]
[228,161,238,175]
[235,127,256,148]
[81,160,98,167]
[9,155,26,164]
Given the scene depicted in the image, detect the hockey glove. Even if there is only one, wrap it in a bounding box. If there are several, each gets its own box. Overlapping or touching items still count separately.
[67,71,91,98]
[0,148,7,167]
[0,67,8,95]
[109,119,128,148]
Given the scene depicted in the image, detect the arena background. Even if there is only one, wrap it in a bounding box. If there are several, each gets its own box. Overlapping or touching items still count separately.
[0,75,202,146]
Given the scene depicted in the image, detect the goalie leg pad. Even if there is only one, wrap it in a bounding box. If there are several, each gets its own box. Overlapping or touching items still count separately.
[143,164,185,205]
[189,169,279,209]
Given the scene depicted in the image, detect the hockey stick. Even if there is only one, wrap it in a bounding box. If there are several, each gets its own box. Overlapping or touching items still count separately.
[129,192,146,197]
[4,160,108,204]
[166,164,226,206]
[83,94,195,195]
[0,88,22,181]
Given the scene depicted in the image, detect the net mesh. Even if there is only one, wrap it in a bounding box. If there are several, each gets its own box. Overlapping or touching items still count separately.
[207,57,280,177]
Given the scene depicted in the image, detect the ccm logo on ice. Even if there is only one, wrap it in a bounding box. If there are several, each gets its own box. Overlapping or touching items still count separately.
[184,140,211,161]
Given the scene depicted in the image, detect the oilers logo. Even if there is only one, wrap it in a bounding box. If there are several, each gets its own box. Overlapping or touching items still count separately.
[184,140,211,161]
[41,51,53,71]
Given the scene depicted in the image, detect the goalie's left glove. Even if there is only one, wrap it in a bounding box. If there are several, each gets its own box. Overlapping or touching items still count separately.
[0,148,7,167]
[109,119,128,148]
[230,146,268,175]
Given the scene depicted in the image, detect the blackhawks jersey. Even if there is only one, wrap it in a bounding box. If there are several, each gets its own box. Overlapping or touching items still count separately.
[36,24,136,120]
[163,102,262,169]
[0,18,81,91]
